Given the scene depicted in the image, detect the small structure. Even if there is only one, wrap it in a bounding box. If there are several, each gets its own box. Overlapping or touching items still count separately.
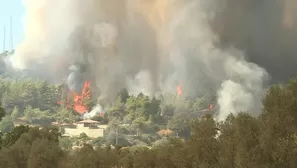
[63,120,106,138]
[77,119,99,128]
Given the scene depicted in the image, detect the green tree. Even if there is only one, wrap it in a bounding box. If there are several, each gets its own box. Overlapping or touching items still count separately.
[147,114,155,124]
[217,114,236,168]
[233,113,261,168]
[27,139,64,168]
[117,88,130,103]
[24,105,34,123]
[160,104,175,117]
[1,125,30,148]
[0,102,5,121]
[55,107,76,123]
[0,126,61,168]
[108,97,125,119]
[219,113,262,168]
[71,144,102,168]
[0,116,14,133]
[11,106,20,121]
[167,113,191,138]
[259,80,297,167]
[132,117,146,135]
[59,137,74,151]
[148,97,161,116]
[187,115,221,168]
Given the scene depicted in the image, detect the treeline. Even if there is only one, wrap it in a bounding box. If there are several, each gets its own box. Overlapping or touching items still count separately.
[0,78,80,132]
[91,89,216,145]
[1,79,297,167]
[0,78,59,113]
[0,75,217,142]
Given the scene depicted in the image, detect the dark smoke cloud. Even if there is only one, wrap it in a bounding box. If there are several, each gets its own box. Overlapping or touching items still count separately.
[211,0,297,83]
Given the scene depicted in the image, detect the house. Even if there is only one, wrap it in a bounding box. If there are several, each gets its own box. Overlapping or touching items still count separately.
[77,119,99,128]
[62,120,107,138]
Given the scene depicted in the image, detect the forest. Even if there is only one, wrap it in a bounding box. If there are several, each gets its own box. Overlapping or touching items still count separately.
[0,74,297,167]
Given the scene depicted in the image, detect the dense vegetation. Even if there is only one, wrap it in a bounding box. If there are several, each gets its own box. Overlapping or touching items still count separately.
[0,76,215,142]
[1,75,297,167]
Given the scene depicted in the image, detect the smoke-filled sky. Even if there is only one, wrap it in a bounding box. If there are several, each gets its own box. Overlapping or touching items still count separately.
[4,0,297,120]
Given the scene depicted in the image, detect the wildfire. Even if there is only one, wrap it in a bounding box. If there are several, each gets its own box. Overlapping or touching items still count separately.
[209,104,213,110]
[176,83,183,97]
[58,81,91,115]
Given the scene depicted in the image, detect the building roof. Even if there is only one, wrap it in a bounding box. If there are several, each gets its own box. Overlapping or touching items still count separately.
[51,122,74,126]
[77,119,100,124]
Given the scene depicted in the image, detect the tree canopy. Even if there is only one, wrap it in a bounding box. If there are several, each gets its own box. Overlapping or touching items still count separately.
[0,76,297,167]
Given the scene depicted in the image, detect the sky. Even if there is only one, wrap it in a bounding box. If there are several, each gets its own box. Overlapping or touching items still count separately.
[0,0,25,52]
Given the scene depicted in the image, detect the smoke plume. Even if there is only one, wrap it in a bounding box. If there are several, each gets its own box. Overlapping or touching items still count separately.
[7,0,296,120]
[83,104,104,120]
[211,0,297,84]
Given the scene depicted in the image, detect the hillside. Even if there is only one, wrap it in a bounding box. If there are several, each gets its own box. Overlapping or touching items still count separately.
[1,78,297,167]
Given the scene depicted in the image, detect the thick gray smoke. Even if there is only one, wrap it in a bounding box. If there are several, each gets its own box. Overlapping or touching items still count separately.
[8,0,295,120]
[67,64,86,93]
[211,0,297,84]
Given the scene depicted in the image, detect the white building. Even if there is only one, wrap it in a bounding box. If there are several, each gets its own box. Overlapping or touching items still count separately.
[63,120,107,138]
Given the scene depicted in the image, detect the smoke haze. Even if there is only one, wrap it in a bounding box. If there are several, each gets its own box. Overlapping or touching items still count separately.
[6,0,296,120]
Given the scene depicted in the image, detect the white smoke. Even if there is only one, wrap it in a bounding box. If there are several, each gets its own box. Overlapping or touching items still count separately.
[8,0,268,120]
[165,1,267,120]
[83,104,104,119]
[216,56,267,121]
[126,70,153,96]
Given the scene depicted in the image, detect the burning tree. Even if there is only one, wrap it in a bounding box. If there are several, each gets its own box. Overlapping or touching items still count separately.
[57,81,92,115]
[176,83,183,97]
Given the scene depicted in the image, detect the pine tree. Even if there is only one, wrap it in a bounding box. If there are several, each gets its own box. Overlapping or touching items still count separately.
[11,106,20,121]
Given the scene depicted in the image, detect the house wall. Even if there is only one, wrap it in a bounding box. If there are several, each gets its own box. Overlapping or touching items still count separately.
[64,127,104,138]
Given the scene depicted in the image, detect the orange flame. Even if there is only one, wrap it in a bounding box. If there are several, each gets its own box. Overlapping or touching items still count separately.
[58,81,91,115]
[209,104,213,110]
[176,83,183,97]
